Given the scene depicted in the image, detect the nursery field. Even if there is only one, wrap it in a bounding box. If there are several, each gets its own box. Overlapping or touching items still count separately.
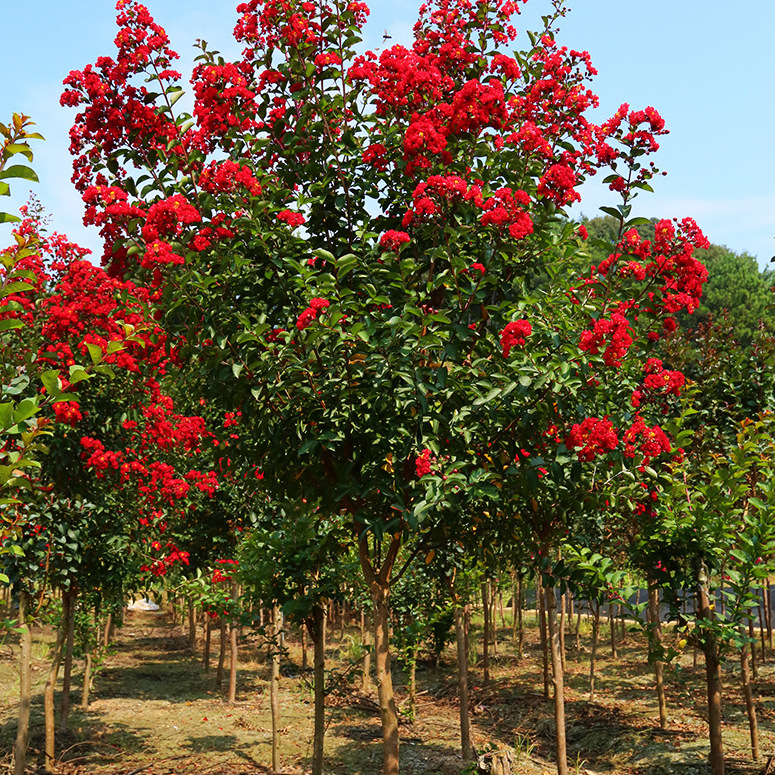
[2,608,774,775]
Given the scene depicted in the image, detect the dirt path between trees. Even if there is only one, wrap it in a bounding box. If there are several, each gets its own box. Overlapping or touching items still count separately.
[2,608,775,773]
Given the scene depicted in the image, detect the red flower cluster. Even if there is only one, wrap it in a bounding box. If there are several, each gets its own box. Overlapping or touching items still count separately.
[623,417,671,466]
[501,319,532,357]
[277,209,306,228]
[579,312,632,368]
[212,558,239,583]
[379,230,411,252]
[296,297,330,330]
[415,448,435,478]
[631,358,685,408]
[566,417,618,462]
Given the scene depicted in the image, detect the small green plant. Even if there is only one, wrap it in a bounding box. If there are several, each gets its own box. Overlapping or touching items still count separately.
[572,751,588,774]
[514,732,536,760]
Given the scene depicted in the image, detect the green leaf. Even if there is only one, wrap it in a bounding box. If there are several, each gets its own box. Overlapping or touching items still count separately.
[0,164,39,182]
[40,370,62,397]
[85,342,104,365]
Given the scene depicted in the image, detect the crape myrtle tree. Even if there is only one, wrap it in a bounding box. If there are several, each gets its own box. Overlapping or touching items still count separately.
[61,0,709,771]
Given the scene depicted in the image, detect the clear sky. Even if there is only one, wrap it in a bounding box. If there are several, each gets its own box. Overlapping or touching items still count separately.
[2,0,774,267]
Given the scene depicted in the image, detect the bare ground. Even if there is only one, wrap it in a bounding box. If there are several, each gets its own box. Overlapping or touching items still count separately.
[1,608,774,774]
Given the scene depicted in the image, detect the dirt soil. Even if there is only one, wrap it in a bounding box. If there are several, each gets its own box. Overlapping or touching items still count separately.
[1,608,775,774]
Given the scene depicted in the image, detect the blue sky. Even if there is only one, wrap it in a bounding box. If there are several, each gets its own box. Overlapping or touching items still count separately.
[2,0,774,266]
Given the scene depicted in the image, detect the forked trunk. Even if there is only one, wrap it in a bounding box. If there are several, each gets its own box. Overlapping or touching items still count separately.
[545,584,568,775]
[13,590,32,775]
[271,605,281,773]
[310,605,327,775]
[454,605,473,760]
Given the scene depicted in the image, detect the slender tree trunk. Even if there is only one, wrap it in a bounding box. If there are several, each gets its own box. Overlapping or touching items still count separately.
[59,588,76,733]
[481,581,490,683]
[589,600,600,700]
[203,616,211,672]
[302,618,309,671]
[362,610,371,692]
[271,605,281,773]
[81,652,92,709]
[454,605,473,760]
[648,585,667,729]
[748,615,758,679]
[491,581,498,656]
[228,585,238,704]
[608,603,617,658]
[517,576,524,660]
[14,590,32,775]
[188,598,197,653]
[464,603,472,666]
[310,605,327,775]
[697,567,725,775]
[217,618,226,687]
[567,593,574,649]
[767,580,773,651]
[44,609,68,773]
[103,612,112,648]
[740,633,759,762]
[539,585,550,700]
[574,601,581,652]
[511,576,518,644]
[559,591,566,671]
[758,590,767,662]
[545,584,568,775]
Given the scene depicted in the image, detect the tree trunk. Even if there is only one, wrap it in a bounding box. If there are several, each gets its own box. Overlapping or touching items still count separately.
[188,598,197,653]
[203,616,211,672]
[59,587,76,732]
[228,586,238,704]
[13,590,32,775]
[589,600,600,700]
[516,577,524,660]
[358,533,401,775]
[538,585,550,700]
[559,591,566,671]
[511,577,518,643]
[608,603,617,658]
[217,618,226,687]
[372,582,399,775]
[648,585,667,729]
[767,580,773,651]
[81,652,92,709]
[740,633,759,762]
[361,608,371,691]
[310,605,327,775]
[302,618,309,671]
[758,590,767,662]
[454,605,473,760]
[44,607,68,773]
[103,612,112,648]
[481,581,490,683]
[271,605,281,774]
[697,567,725,775]
[748,615,758,679]
[545,584,568,775]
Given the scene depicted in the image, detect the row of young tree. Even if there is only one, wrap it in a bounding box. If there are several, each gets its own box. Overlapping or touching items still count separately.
[2,0,775,773]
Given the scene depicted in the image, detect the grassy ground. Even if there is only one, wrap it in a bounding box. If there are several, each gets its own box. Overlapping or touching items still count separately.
[0,606,774,774]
